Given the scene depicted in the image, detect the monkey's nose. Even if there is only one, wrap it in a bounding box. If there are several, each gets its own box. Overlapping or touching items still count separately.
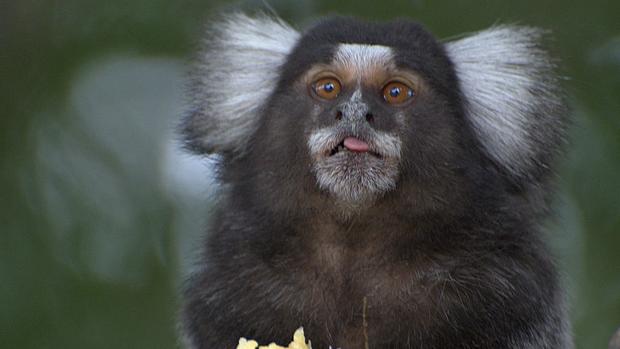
[335,110,343,121]
[335,109,374,124]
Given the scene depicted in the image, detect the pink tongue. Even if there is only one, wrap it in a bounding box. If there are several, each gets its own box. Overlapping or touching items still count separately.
[343,137,369,153]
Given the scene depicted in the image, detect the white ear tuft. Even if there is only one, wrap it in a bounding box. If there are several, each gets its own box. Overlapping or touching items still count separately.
[446,26,567,179]
[184,13,300,154]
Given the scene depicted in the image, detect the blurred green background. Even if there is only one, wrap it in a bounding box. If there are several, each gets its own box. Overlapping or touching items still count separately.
[1,0,619,348]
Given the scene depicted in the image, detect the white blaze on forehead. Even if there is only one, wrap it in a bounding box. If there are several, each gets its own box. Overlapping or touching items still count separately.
[333,44,394,73]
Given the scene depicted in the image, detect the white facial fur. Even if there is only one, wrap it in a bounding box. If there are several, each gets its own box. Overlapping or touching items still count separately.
[185,13,300,153]
[446,26,566,178]
[308,125,402,203]
[307,43,402,203]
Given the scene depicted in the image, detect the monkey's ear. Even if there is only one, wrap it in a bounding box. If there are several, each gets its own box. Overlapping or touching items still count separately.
[182,13,300,155]
[445,26,568,182]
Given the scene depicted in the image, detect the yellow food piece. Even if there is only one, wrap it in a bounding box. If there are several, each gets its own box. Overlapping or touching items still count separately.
[236,328,312,349]
[236,338,260,349]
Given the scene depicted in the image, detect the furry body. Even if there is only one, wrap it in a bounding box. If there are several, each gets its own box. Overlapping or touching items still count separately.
[181,14,572,349]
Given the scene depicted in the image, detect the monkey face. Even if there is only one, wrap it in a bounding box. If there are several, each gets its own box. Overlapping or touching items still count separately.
[301,44,417,202]
[276,24,466,206]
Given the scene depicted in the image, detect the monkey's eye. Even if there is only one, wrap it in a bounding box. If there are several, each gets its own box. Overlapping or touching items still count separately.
[382,81,415,105]
[313,77,342,100]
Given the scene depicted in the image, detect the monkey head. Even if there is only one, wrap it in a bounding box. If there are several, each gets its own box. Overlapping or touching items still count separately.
[183,14,566,216]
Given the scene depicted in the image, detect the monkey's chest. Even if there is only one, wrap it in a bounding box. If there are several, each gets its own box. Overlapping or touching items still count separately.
[302,241,420,298]
[290,248,428,347]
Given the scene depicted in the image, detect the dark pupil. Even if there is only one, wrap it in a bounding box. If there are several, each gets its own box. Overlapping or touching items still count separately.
[323,82,335,92]
[390,87,401,97]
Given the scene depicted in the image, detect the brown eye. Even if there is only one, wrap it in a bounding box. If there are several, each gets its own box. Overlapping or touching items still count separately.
[382,81,415,105]
[313,77,341,100]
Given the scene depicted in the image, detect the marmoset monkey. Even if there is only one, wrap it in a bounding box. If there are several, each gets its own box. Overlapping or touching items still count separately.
[180,13,572,349]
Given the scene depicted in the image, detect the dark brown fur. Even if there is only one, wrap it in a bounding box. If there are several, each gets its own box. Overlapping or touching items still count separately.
[180,15,571,349]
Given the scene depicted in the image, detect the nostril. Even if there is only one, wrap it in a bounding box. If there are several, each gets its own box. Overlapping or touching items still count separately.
[335,110,343,120]
[365,112,374,123]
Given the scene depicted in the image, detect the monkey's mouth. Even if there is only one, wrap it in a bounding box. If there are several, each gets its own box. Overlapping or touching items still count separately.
[308,130,402,201]
[328,137,382,158]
